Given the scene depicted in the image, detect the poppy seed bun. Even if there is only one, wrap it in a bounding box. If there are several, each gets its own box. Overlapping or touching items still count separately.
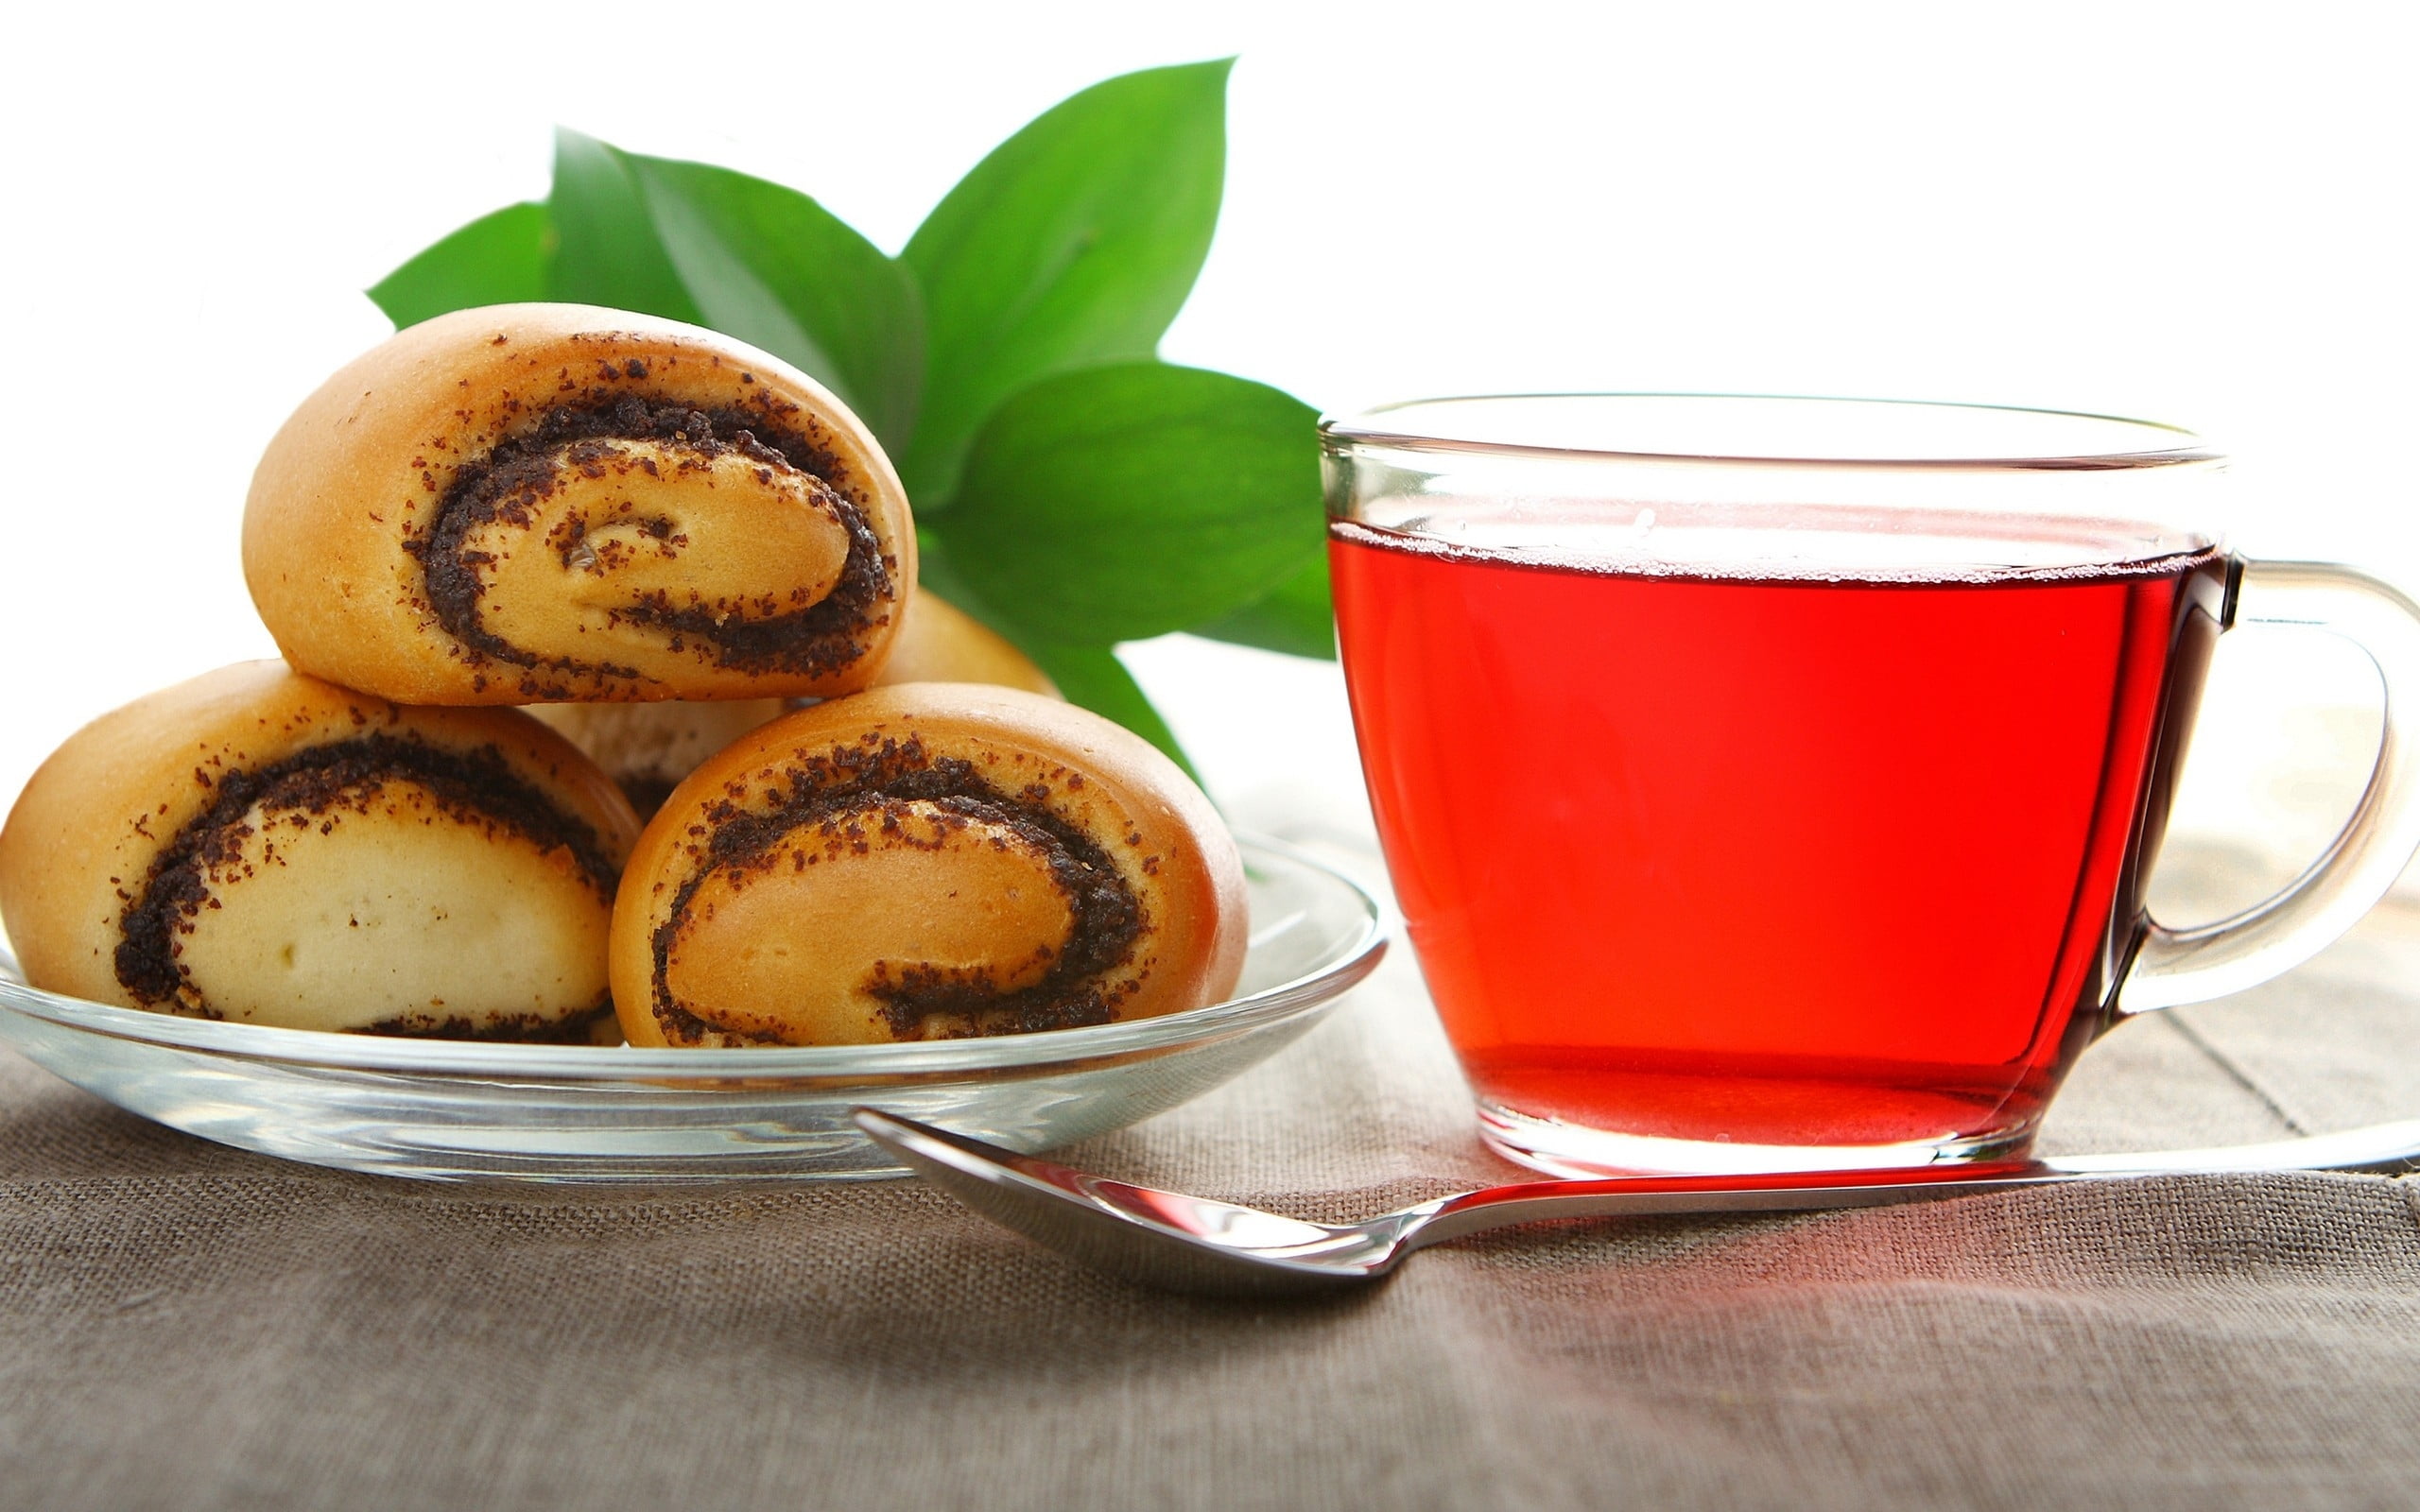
[873,592,1057,696]
[243,303,916,705]
[0,662,641,1039]
[612,683,1245,1048]
[525,698,792,817]
[526,593,1054,818]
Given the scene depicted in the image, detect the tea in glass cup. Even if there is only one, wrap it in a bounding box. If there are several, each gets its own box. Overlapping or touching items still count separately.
[1325,397,2420,1176]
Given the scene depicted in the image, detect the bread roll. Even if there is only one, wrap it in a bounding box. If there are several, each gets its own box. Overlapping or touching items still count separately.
[613,684,1245,1048]
[873,593,1057,696]
[244,303,915,705]
[528,593,1054,818]
[0,662,641,1040]
[525,698,792,817]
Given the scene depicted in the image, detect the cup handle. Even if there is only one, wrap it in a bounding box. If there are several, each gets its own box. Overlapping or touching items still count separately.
[2122,558,2420,1014]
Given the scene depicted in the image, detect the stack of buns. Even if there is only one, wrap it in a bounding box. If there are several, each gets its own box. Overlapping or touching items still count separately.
[0,305,1245,1047]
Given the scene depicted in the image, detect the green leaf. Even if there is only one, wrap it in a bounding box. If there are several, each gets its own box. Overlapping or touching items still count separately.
[908,530,999,627]
[546,128,702,323]
[901,58,1232,506]
[367,201,554,328]
[941,362,1322,644]
[621,153,925,451]
[1025,642,1200,783]
[1192,555,1337,660]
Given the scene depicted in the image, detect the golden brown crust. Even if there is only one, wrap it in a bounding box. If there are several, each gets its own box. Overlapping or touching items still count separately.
[530,594,1056,820]
[243,303,917,705]
[873,593,1058,697]
[0,662,641,1037]
[611,683,1245,1048]
[524,698,793,817]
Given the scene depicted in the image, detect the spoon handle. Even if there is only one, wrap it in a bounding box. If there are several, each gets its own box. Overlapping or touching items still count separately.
[1403,1164,2072,1248]
[1400,1120,2420,1251]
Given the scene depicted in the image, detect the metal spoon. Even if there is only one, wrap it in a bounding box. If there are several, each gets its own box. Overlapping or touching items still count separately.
[852,1108,2420,1297]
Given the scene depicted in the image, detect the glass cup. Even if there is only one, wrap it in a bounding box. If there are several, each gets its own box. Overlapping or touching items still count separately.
[1324,395,2420,1177]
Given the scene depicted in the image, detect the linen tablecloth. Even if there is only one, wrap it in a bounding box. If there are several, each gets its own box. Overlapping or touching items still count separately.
[6,833,2420,1511]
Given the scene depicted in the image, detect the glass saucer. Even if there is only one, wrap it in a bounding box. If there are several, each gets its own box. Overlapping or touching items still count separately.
[0,835,1385,1184]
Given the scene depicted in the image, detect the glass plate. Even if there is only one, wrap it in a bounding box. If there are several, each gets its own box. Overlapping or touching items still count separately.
[0,835,1386,1183]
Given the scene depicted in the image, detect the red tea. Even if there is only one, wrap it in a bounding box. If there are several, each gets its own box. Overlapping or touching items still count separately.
[1331,507,2227,1166]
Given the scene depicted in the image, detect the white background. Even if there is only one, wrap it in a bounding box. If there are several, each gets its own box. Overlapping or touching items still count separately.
[3,2,2413,909]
